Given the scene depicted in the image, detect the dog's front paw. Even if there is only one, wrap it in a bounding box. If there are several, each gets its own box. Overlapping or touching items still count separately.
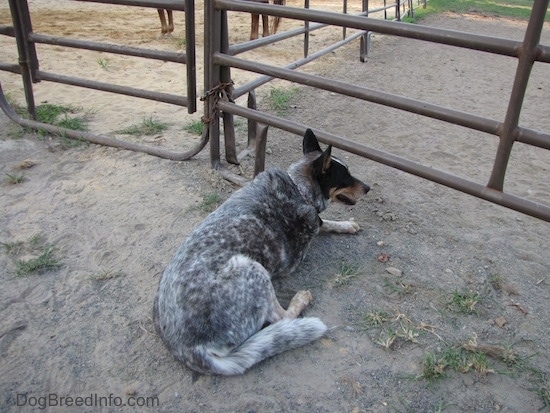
[321,219,361,234]
[345,219,361,234]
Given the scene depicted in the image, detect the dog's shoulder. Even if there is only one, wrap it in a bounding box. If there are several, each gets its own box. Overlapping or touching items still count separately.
[225,167,314,218]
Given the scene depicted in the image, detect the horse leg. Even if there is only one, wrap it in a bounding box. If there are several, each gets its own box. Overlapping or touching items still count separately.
[261,14,269,37]
[157,9,168,35]
[167,10,174,34]
[250,14,260,40]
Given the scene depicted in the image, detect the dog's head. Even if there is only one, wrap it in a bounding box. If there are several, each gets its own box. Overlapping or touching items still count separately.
[300,129,370,207]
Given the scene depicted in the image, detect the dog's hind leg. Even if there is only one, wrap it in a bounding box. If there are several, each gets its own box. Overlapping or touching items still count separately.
[186,256,325,375]
[268,290,313,322]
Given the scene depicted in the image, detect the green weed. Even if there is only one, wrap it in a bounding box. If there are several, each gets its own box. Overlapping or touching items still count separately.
[116,117,169,136]
[15,246,60,277]
[5,173,25,184]
[403,0,547,23]
[184,119,204,136]
[1,241,25,256]
[267,86,299,114]
[198,192,222,213]
[2,234,61,277]
[97,57,110,69]
[446,289,480,314]
[332,261,364,287]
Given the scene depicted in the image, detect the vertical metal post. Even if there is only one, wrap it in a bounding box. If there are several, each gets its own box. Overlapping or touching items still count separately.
[220,9,239,165]
[247,91,258,148]
[487,0,549,191]
[303,0,309,58]
[360,0,369,62]
[8,0,37,119]
[342,0,347,40]
[205,0,222,168]
[184,0,196,114]
[395,0,401,21]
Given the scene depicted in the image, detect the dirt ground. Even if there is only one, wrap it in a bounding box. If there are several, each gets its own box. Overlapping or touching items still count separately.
[1,1,549,412]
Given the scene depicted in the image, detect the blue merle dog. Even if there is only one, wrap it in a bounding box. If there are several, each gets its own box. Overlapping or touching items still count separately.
[153,129,370,375]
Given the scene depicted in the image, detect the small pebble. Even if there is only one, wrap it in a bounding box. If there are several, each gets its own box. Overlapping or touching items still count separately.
[386,267,403,277]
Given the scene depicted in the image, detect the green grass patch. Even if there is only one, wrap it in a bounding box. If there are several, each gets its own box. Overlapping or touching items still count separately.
[186,191,224,214]
[116,116,169,136]
[97,57,110,69]
[267,86,299,114]
[34,103,89,140]
[16,246,60,277]
[1,240,25,256]
[332,261,365,288]
[5,173,25,185]
[530,371,550,409]
[422,347,492,382]
[404,0,548,23]
[184,119,204,136]
[2,234,62,277]
[444,289,480,314]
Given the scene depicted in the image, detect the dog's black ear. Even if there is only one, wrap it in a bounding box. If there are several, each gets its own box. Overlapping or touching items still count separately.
[312,144,332,175]
[303,129,322,154]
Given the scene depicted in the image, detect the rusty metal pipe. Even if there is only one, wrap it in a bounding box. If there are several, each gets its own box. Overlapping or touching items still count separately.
[29,33,186,63]
[216,100,550,222]
[74,0,186,10]
[35,70,188,106]
[216,0,541,60]
[215,53,550,150]
[487,0,549,191]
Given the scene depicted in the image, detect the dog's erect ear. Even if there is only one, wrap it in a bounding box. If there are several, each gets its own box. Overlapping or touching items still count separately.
[303,129,322,154]
[312,144,332,175]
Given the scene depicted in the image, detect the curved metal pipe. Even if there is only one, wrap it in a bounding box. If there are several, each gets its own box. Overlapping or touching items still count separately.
[0,82,208,161]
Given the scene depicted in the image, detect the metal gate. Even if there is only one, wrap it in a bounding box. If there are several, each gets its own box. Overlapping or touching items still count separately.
[202,0,550,221]
[0,0,207,160]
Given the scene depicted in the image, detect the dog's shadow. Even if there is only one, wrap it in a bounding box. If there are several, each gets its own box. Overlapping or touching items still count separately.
[272,230,376,308]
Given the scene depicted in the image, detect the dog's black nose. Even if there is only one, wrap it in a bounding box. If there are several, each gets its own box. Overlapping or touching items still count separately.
[362,183,371,193]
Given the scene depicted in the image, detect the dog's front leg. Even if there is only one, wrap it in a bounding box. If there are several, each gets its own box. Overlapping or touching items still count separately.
[320,219,361,234]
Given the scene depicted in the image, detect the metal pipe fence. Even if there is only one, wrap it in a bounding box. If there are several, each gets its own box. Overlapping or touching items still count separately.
[0,0,207,160]
[204,0,550,221]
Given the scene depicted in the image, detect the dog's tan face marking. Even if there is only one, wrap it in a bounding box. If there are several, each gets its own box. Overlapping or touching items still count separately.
[329,180,369,205]
[319,155,370,206]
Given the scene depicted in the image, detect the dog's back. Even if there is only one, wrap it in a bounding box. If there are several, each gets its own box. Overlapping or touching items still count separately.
[153,168,326,375]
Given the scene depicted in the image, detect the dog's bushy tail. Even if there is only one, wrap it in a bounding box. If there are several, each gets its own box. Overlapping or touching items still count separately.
[194,317,327,375]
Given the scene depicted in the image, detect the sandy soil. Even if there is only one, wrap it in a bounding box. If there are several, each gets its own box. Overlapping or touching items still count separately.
[1,1,549,412]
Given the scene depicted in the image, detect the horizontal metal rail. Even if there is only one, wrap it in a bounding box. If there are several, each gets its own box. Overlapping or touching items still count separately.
[216,0,550,63]
[227,0,420,57]
[232,30,365,99]
[229,10,371,56]
[74,0,186,10]
[0,62,21,74]
[29,33,186,64]
[217,100,550,222]
[35,70,187,106]
[0,81,207,160]
[0,25,15,37]
[215,53,550,150]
